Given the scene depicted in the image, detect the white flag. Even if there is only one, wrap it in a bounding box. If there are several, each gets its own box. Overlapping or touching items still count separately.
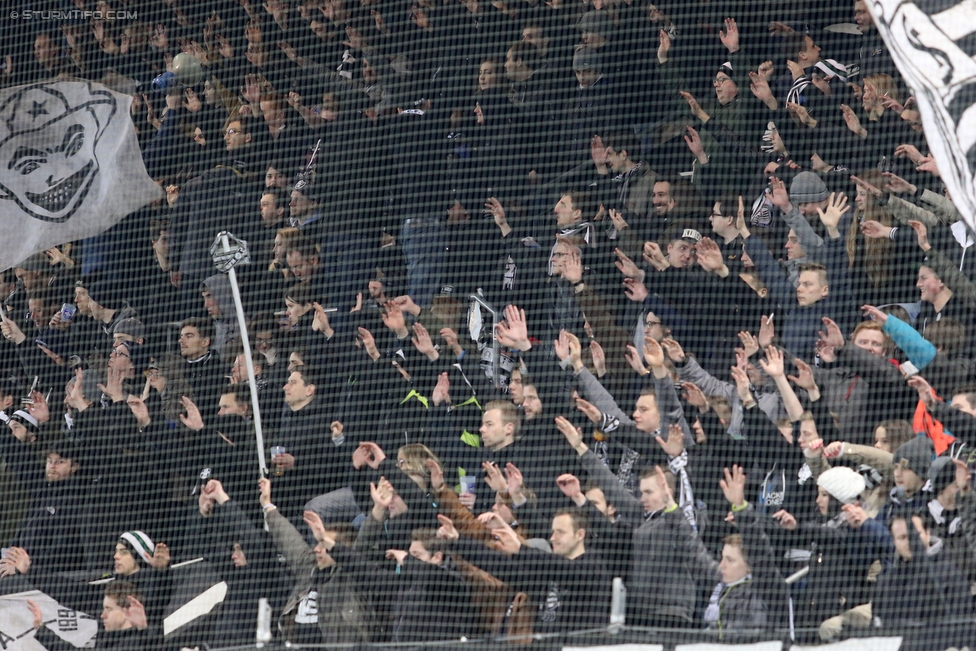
[0,79,163,271]
[0,589,98,650]
[867,0,976,232]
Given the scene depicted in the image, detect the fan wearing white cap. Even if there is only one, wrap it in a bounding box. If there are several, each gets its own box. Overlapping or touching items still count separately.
[816,466,866,519]
[115,531,169,577]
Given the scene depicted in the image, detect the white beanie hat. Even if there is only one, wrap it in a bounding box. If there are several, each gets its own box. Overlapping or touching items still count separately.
[817,467,866,505]
[119,531,155,564]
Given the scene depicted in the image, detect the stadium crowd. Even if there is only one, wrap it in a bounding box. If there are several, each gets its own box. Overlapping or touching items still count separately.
[1,0,976,648]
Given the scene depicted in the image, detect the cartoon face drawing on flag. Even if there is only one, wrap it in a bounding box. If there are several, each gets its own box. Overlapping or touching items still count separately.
[0,80,162,271]
[866,0,976,231]
[0,83,114,223]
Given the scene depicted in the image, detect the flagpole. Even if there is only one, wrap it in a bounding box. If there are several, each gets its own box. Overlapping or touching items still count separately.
[217,233,267,476]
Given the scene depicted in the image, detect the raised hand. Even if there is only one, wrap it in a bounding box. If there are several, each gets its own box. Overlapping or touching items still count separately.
[555,415,585,452]
[908,220,931,251]
[411,322,438,360]
[436,514,459,541]
[359,442,386,469]
[907,375,937,409]
[758,345,785,378]
[625,344,647,375]
[787,357,818,393]
[860,220,893,239]
[695,237,726,274]
[737,331,759,357]
[660,338,685,362]
[575,397,602,424]
[681,382,710,412]
[643,241,669,270]
[26,599,43,630]
[849,174,883,198]
[494,305,531,351]
[881,171,916,195]
[719,465,747,508]
[426,458,445,491]
[560,250,584,284]
[614,248,642,279]
[27,390,50,424]
[861,305,888,324]
[381,301,408,337]
[482,461,507,492]
[358,327,380,360]
[894,143,924,164]
[590,134,608,168]
[818,317,845,350]
[605,208,629,233]
[565,331,583,369]
[816,192,850,236]
[749,70,774,105]
[657,29,671,64]
[556,473,586,505]
[432,372,451,406]
[590,340,607,376]
[719,17,739,52]
[917,155,940,177]
[767,176,792,211]
[655,422,684,458]
[370,477,395,510]
[623,277,649,302]
[841,503,869,528]
[684,125,707,162]
[303,510,328,542]
[258,477,272,507]
[147,543,170,569]
[729,365,755,404]
[504,463,523,497]
[179,396,205,431]
[771,509,797,530]
[643,336,666,369]
[679,91,709,122]
[311,302,334,337]
[840,104,866,137]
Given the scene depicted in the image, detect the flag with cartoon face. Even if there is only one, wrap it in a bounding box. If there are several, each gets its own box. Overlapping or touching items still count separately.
[866,0,976,231]
[0,80,162,271]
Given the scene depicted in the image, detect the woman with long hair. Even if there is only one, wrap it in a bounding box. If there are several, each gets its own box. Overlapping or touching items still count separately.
[848,169,920,306]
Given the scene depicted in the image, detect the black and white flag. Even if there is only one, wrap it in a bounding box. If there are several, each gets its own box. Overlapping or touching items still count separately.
[0,80,162,271]
[867,0,976,230]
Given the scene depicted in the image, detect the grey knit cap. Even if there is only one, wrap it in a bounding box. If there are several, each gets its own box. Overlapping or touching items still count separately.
[789,171,830,204]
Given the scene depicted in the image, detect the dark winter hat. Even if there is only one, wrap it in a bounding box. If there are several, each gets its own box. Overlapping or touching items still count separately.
[893,436,935,479]
[86,278,124,310]
[573,49,604,71]
[579,10,611,38]
[789,171,830,204]
[717,61,735,80]
[9,409,39,435]
[113,318,145,341]
[46,438,82,462]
